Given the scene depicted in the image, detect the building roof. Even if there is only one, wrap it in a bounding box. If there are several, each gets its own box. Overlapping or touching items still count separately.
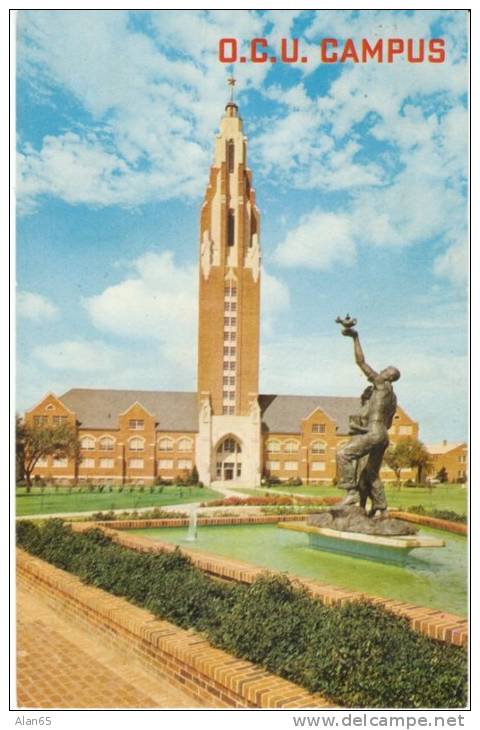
[60,388,199,432]
[59,388,362,434]
[426,441,466,455]
[259,394,360,435]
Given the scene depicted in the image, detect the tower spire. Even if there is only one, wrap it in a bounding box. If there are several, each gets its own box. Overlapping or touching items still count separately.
[227,73,236,103]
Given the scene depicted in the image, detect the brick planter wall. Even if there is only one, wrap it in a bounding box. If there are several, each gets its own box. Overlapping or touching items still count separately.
[389,511,467,535]
[16,549,333,709]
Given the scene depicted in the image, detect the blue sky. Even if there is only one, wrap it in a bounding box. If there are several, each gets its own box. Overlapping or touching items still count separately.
[16,9,468,443]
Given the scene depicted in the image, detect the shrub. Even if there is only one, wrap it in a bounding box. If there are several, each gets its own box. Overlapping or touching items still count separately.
[267,476,281,485]
[286,477,303,487]
[16,520,467,709]
[406,505,467,524]
[86,507,188,522]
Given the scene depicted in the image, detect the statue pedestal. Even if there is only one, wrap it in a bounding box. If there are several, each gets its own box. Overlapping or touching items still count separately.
[278,522,445,565]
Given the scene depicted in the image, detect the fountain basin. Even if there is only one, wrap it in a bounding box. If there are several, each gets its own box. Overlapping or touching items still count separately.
[278,522,445,565]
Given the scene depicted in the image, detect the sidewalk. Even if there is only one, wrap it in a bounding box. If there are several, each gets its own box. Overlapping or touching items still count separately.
[16,581,207,708]
[15,482,264,521]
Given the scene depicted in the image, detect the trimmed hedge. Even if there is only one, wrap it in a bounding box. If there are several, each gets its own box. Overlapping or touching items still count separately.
[16,520,467,709]
[405,505,467,524]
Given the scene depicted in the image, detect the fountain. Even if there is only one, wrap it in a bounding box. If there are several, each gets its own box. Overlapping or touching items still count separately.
[185,505,198,542]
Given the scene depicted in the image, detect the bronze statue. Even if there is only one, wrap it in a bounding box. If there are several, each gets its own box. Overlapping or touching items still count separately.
[335,317,400,517]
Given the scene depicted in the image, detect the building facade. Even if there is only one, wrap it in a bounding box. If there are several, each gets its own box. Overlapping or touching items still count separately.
[426,441,468,482]
[25,100,420,486]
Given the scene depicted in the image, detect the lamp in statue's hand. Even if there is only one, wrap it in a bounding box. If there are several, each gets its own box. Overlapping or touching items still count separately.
[335,314,358,336]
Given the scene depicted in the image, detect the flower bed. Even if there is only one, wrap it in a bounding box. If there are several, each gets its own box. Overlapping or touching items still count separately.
[200,495,341,508]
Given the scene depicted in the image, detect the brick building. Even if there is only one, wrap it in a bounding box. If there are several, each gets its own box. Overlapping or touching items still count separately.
[426,441,468,482]
[25,99,419,486]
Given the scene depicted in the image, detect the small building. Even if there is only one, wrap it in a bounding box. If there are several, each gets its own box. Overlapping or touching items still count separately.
[426,441,468,483]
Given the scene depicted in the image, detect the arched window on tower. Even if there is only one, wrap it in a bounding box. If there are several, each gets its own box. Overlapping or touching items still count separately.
[227,210,235,246]
[227,139,235,173]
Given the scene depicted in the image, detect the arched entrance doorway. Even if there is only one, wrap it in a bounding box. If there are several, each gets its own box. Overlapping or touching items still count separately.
[215,436,242,481]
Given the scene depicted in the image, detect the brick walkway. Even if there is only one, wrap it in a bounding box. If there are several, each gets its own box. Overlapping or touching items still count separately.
[16,582,206,709]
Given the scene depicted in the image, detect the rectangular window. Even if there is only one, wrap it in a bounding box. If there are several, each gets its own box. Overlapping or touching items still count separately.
[36,457,48,467]
[223,346,229,356]
[158,459,174,470]
[81,458,95,468]
[52,415,68,426]
[229,376,235,386]
[312,424,326,433]
[223,376,229,385]
[53,457,68,468]
[312,462,326,472]
[177,459,192,470]
[284,461,298,471]
[99,459,114,469]
[398,425,412,435]
[228,362,236,370]
[128,458,144,469]
[222,406,235,415]
[224,317,230,326]
[230,302,237,312]
[227,210,235,246]
[224,302,230,312]
[128,419,144,430]
[266,461,280,471]
[33,416,48,427]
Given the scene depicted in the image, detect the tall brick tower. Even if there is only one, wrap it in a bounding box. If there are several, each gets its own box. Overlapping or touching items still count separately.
[196,87,262,486]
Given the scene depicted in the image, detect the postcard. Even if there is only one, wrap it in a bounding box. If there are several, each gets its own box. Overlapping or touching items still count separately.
[13,8,470,717]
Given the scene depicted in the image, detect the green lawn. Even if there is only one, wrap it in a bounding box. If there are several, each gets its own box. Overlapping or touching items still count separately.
[16,485,224,516]
[235,484,468,514]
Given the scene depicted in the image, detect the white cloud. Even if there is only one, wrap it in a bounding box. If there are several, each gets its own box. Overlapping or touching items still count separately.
[260,331,467,442]
[34,339,121,372]
[434,236,468,287]
[84,250,198,342]
[85,248,290,345]
[274,211,356,270]
[261,269,291,337]
[16,9,269,211]
[17,291,59,322]
[273,102,467,274]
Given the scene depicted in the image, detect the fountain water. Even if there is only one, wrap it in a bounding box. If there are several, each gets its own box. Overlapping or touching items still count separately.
[185,506,198,542]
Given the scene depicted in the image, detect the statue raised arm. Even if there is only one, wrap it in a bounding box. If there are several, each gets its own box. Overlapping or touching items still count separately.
[335,316,401,517]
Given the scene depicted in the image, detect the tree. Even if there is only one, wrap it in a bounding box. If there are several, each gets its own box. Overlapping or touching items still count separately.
[436,466,449,483]
[190,465,199,485]
[383,443,409,486]
[16,415,26,483]
[17,420,80,489]
[393,437,433,484]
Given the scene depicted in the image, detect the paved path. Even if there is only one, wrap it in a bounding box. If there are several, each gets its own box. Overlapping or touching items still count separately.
[16,482,254,521]
[16,581,207,709]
